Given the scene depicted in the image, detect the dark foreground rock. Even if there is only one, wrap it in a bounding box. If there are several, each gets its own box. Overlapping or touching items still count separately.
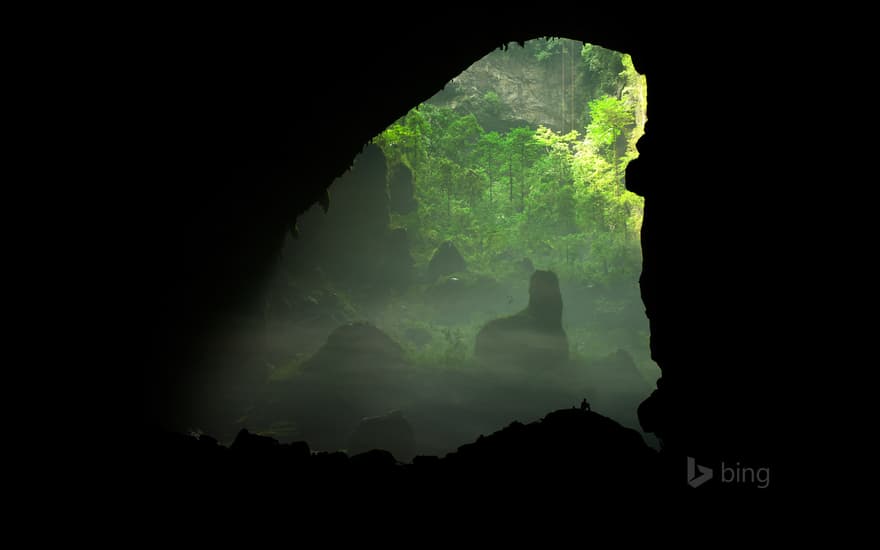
[142,408,664,504]
[347,410,416,462]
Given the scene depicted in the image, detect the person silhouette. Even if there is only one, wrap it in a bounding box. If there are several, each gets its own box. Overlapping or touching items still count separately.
[580,398,590,412]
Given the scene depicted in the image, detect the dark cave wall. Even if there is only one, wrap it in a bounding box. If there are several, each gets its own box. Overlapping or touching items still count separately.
[134,10,795,465]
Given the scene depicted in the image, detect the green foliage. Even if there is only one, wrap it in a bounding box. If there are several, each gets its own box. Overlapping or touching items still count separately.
[532,38,562,62]
[483,90,501,116]
[580,43,625,99]
[587,96,634,150]
[375,43,646,285]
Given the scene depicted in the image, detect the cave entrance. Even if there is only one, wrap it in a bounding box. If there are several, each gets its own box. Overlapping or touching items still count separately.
[219,38,657,457]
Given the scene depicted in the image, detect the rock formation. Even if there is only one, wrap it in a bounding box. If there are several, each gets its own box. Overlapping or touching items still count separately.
[475,270,568,367]
[427,241,467,281]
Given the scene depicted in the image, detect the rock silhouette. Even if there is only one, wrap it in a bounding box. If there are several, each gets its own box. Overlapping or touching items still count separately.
[301,322,406,374]
[475,270,569,367]
[427,241,467,281]
[146,408,661,502]
[282,322,413,452]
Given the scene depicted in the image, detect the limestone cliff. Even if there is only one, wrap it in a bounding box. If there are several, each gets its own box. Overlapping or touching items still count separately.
[428,39,625,133]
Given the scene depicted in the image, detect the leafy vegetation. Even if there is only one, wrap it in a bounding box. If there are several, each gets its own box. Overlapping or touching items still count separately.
[375,43,647,284]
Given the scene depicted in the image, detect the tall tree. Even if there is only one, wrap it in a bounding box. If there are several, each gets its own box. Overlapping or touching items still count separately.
[587,96,635,189]
[506,127,538,211]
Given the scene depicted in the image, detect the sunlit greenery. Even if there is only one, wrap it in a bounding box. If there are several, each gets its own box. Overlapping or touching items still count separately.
[375,45,647,284]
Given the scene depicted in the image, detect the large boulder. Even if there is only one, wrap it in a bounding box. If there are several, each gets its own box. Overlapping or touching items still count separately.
[287,323,412,452]
[427,241,467,281]
[475,270,568,368]
[301,322,406,374]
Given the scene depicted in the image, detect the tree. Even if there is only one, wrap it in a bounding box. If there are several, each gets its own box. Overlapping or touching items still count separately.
[375,106,430,168]
[475,131,504,203]
[587,96,635,189]
[580,43,625,100]
[506,127,538,211]
[373,46,646,282]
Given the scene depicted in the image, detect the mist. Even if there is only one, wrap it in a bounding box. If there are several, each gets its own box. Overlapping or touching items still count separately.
[191,39,658,459]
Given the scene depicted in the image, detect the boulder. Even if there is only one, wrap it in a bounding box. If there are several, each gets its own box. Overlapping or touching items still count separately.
[288,323,411,452]
[427,241,467,281]
[475,270,568,367]
[302,322,405,373]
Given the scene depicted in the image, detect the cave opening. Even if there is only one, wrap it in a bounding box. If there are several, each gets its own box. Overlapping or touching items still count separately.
[189,39,659,459]
[125,7,807,495]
